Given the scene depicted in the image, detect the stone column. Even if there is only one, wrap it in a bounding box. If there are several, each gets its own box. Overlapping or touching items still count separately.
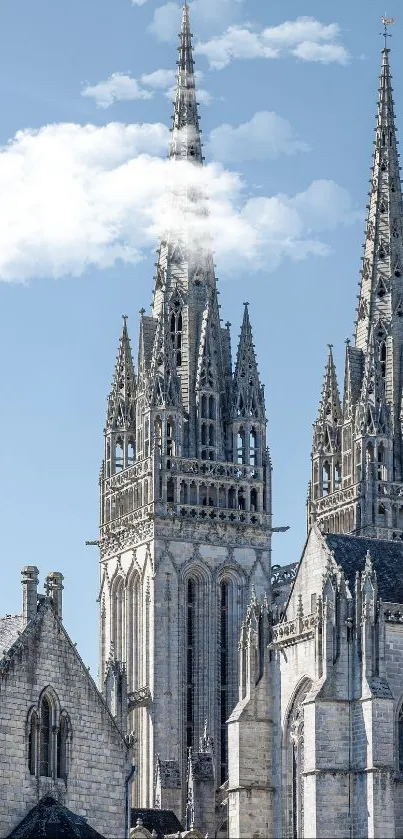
[21,566,39,625]
[45,571,64,620]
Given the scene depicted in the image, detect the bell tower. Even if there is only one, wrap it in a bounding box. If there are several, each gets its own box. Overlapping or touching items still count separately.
[98,3,272,824]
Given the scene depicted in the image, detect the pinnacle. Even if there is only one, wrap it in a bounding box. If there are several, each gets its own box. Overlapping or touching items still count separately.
[169,1,203,163]
[106,319,136,431]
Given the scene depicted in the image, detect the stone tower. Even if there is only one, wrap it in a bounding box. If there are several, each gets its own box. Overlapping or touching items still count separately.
[98,3,272,821]
[309,42,403,539]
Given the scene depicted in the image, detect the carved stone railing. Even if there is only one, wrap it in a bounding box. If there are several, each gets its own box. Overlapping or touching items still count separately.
[128,685,152,710]
[165,456,264,483]
[271,612,318,647]
[105,457,153,492]
[166,503,269,527]
[315,483,361,514]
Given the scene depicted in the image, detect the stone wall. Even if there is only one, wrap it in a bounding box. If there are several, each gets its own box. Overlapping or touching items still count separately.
[0,605,129,838]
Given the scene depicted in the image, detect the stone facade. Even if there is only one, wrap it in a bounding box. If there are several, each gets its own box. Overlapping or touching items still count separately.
[0,568,129,838]
[228,37,403,839]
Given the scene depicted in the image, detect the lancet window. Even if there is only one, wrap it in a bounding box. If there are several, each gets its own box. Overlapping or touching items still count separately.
[186,578,196,749]
[115,438,124,472]
[285,681,312,839]
[220,580,229,784]
[398,703,403,772]
[27,690,71,781]
[112,576,125,664]
[170,296,183,367]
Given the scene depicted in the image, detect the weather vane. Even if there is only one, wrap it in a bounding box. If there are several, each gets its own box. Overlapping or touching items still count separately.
[381,16,395,48]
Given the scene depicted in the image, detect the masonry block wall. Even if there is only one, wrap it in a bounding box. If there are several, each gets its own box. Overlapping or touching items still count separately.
[0,605,129,838]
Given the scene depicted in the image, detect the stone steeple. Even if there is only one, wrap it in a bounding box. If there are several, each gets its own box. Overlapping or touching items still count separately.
[233,303,266,423]
[311,347,342,501]
[99,2,272,820]
[309,42,403,538]
[104,316,136,476]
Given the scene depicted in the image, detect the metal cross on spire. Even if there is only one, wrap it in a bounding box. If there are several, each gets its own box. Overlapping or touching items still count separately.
[381,15,395,49]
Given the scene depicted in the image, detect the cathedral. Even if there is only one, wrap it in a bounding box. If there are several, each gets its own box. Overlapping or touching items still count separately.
[4,4,403,838]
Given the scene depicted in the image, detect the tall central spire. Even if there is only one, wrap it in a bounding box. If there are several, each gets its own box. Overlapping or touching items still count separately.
[169,3,203,163]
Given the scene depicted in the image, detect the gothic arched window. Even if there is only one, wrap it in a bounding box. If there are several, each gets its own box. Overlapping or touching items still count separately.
[322,461,331,495]
[115,438,124,473]
[39,696,52,777]
[285,681,312,839]
[237,429,245,465]
[250,428,257,466]
[398,704,403,773]
[220,581,229,784]
[57,713,70,780]
[170,296,183,367]
[186,579,196,750]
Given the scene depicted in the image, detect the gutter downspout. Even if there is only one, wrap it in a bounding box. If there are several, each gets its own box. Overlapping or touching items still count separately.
[125,763,137,839]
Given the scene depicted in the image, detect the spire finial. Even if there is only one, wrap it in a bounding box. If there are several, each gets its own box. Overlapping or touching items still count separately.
[122,314,128,327]
[381,16,395,49]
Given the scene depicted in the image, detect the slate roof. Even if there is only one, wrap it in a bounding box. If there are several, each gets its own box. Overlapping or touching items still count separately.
[131,809,183,838]
[325,533,403,603]
[0,614,24,654]
[7,795,104,838]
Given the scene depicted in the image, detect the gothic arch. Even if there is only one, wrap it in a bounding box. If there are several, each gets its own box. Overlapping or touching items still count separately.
[110,574,125,664]
[283,677,313,839]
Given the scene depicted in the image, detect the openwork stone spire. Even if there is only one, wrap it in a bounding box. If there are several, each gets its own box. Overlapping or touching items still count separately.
[312,346,342,453]
[169,3,203,163]
[106,316,136,431]
[309,40,403,537]
[355,46,403,407]
[233,303,265,422]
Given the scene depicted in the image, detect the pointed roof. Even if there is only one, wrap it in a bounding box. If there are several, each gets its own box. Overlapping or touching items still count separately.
[356,326,390,435]
[196,291,225,394]
[313,346,342,452]
[343,343,364,418]
[106,317,136,431]
[149,300,182,408]
[233,303,265,421]
[169,3,203,163]
[355,45,403,352]
[8,795,104,839]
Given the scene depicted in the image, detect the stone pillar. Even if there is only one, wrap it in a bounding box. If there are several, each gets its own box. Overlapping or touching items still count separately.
[45,571,64,619]
[21,566,39,625]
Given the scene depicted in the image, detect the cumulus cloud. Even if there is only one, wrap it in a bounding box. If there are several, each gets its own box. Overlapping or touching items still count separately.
[209,111,309,162]
[195,16,349,69]
[82,68,212,110]
[0,121,358,282]
[82,73,152,108]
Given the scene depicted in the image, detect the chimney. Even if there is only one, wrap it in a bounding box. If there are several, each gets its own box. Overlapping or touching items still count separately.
[21,566,39,625]
[45,572,64,620]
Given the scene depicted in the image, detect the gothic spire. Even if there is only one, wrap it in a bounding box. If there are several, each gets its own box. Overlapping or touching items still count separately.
[233,303,265,421]
[356,326,390,436]
[313,346,342,453]
[169,3,203,163]
[355,44,403,357]
[106,316,136,431]
[149,296,182,408]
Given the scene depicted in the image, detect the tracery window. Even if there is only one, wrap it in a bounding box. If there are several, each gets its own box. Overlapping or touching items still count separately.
[285,681,312,839]
[220,581,229,784]
[27,690,71,781]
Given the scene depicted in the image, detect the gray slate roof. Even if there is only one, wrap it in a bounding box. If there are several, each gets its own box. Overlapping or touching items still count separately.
[0,614,24,655]
[7,795,104,838]
[131,809,183,837]
[325,534,403,603]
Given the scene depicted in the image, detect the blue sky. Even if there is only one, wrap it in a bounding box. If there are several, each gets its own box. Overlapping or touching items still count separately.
[0,0,398,676]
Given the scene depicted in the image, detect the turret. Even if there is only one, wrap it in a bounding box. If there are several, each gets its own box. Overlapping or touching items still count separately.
[104,316,136,478]
[231,303,266,470]
[310,346,342,518]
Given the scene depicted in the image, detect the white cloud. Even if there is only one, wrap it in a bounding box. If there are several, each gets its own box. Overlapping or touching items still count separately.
[148,2,180,42]
[0,121,358,282]
[292,41,349,64]
[131,0,148,5]
[195,16,349,69]
[208,111,309,162]
[140,68,176,89]
[82,73,152,109]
